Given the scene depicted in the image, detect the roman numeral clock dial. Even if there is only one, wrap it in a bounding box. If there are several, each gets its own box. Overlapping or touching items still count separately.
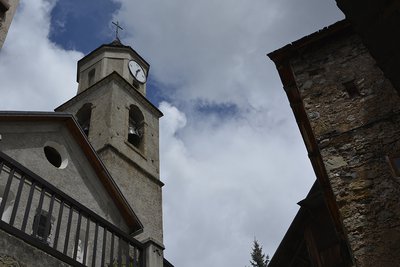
[128,60,147,84]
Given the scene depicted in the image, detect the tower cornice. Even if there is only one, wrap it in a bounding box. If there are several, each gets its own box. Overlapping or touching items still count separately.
[77,42,150,83]
[56,71,163,118]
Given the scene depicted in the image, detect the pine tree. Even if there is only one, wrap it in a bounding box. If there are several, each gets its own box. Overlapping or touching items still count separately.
[249,239,269,267]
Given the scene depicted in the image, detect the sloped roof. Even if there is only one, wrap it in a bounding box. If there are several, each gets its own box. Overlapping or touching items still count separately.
[268,20,352,63]
[0,111,143,233]
[269,181,352,267]
[268,183,319,267]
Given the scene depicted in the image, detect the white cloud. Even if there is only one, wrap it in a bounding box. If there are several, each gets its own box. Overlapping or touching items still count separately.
[0,0,82,111]
[114,0,343,111]
[113,0,344,266]
[160,98,317,265]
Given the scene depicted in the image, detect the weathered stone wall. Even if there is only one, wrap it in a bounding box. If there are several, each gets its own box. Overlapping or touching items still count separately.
[290,32,400,266]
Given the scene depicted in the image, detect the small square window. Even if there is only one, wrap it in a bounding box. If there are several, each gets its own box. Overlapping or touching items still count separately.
[342,80,360,98]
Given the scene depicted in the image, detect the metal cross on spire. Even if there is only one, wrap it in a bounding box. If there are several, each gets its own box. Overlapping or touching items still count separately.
[112,21,123,41]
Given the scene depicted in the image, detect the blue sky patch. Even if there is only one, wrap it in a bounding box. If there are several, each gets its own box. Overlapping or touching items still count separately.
[146,74,170,106]
[49,0,120,54]
[195,101,239,119]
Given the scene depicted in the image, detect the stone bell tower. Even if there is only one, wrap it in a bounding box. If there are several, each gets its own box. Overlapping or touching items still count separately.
[55,36,164,266]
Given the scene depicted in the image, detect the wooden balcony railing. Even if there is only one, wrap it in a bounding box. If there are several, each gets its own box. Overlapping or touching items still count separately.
[0,150,145,267]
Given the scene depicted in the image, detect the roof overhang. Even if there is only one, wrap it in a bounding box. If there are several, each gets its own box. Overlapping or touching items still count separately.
[57,71,163,119]
[268,182,319,266]
[269,181,352,266]
[268,20,352,63]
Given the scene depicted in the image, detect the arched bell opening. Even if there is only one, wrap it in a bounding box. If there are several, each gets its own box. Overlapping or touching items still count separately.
[88,68,96,87]
[128,105,144,150]
[76,103,93,136]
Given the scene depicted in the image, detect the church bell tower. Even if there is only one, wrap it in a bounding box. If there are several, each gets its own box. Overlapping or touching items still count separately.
[56,35,164,267]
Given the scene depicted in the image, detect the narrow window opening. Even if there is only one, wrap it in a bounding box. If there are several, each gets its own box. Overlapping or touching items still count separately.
[88,68,96,87]
[76,103,92,136]
[388,156,400,177]
[44,146,62,168]
[343,80,360,98]
[128,105,144,149]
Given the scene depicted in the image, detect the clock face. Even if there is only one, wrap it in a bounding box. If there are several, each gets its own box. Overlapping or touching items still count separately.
[128,60,146,84]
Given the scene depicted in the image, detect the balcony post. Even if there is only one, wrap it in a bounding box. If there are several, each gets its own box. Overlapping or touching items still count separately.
[143,239,164,267]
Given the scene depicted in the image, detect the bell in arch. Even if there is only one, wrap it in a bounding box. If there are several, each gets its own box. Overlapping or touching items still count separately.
[128,120,142,147]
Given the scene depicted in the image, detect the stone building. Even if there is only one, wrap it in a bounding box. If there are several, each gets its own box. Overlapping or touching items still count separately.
[268,19,400,266]
[0,0,19,49]
[334,0,400,93]
[0,38,171,267]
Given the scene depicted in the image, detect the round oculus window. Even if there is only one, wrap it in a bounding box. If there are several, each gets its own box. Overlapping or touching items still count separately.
[43,142,68,169]
[44,146,62,168]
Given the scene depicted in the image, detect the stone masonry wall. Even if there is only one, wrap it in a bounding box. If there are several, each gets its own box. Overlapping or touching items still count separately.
[290,33,400,266]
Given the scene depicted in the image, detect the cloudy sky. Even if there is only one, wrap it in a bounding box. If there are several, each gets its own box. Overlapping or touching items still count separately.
[0,0,344,266]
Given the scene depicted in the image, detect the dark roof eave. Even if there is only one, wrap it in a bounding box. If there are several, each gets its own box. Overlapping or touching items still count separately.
[268,182,319,266]
[268,20,352,64]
